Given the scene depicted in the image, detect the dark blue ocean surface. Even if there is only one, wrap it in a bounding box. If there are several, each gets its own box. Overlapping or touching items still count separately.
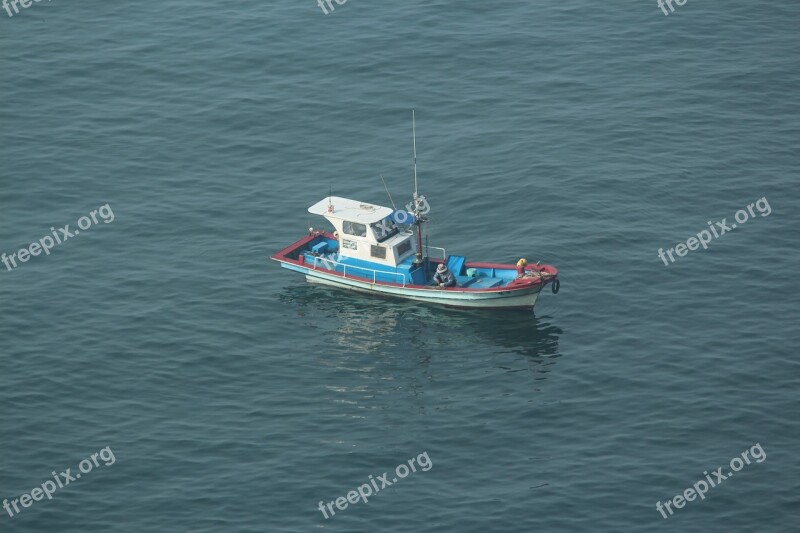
[1,1,798,531]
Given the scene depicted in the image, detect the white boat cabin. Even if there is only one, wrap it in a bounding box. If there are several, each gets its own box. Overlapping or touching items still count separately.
[308,196,416,267]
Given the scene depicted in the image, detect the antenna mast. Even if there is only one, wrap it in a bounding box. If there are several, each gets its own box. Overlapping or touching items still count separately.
[412,110,418,197]
[411,110,425,265]
[380,174,397,211]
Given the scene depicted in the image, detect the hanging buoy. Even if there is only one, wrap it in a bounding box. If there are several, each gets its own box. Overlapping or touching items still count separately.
[552,278,560,294]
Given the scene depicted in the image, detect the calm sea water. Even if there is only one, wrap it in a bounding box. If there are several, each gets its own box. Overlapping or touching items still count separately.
[1,2,798,531]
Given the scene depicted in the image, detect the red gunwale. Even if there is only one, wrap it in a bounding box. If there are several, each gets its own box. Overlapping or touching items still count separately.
[270,232,558,293]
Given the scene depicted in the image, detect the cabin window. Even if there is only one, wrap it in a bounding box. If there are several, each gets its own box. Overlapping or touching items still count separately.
[370,245,387,259]
[396,239,411,257]
[343,221,367,237]
[370,217,399,242]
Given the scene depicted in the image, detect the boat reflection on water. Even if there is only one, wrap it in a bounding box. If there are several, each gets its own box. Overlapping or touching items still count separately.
[277,284,563,360]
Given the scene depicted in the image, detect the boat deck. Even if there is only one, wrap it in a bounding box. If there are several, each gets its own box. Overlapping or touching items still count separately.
[294,236,526,289]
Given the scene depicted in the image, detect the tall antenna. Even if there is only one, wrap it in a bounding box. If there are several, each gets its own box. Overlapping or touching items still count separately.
[412,110,418,198]
[411,110,425,265]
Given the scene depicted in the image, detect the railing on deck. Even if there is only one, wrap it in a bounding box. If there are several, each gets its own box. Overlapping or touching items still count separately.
[405,229,446,261]
[422,244,446,260]
[311,256,407,287]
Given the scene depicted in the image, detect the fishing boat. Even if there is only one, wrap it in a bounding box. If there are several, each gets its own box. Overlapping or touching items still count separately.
[270,114,560,311]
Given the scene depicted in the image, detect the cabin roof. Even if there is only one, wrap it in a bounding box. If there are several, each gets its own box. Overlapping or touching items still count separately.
[308,196,393,224]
